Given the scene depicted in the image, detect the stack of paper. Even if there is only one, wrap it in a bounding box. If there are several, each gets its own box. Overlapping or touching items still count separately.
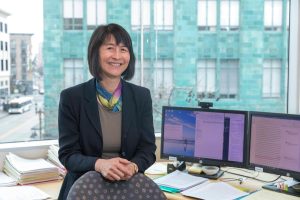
[181,182,249,200]
[0,171,17,186]
[47,145,67,177]
[154,170,208,191]
[3,153,61,185]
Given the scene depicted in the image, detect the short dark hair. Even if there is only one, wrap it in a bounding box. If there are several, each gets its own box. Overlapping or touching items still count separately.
[88,23,135,80]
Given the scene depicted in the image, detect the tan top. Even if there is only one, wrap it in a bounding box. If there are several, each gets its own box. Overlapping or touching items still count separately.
[98,102,122,159]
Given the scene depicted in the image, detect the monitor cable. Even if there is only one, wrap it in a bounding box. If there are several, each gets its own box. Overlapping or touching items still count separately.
[223,168,282,183]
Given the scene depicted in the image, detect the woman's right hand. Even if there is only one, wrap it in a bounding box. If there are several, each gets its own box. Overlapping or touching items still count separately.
[94,157,131,181]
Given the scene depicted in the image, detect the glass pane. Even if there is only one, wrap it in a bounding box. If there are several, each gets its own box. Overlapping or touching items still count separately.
[131,0,140,27]
[230,1,239,26]
[63,0,73,18]
[87,0,96,25]
[207,1,217,26]
[198,0,207,26]
[97,0,106,25]
[0,0,292,143]
[164,0,173,27]
[264,1,272,27]
[74,0,83,18]
[154,0,163,26]
[273,0,282,26]
[220,0,229,26]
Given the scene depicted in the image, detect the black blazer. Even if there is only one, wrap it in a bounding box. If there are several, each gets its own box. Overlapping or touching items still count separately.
[58,78,156,200]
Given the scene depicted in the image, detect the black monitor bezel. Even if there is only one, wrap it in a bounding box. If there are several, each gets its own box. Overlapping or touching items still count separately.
[160,106,248,168]
[247,111,300,180]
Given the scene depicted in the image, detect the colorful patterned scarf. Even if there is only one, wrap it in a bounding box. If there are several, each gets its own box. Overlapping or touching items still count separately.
[95,80,122,112]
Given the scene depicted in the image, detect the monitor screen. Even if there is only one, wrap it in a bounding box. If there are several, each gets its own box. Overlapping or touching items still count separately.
[161,106,248,167]
[248,112,300,180]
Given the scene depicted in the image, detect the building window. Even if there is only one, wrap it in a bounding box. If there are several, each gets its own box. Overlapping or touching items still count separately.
[1,60,3,71]
[63,0,83,30]
[154,0,173,30]
[0,41,3,50]
[0,22,2,32]
[4,24,7,33]
[5,42,8,51]
[131,0,150,30]
[197,0,217,31]
[220,0,240,31]
[5,60,8,71]
[264,0,283,31]
[263,59,281,98]
[197,59,216,99]
[64,59,84,88]
[153,59,173,99]
[87,0,106,30]
[220,59,239,99]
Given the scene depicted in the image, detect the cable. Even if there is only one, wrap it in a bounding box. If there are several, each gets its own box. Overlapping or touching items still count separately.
[223,168,282,183]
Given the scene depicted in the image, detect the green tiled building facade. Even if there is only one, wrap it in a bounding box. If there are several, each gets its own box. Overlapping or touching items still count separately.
[43,0,289,136]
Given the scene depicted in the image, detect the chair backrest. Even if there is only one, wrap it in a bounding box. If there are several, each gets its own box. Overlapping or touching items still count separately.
[67,171,167,200]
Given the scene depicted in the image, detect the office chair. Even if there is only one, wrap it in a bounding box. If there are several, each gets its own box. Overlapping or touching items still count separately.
[67,171,167,200]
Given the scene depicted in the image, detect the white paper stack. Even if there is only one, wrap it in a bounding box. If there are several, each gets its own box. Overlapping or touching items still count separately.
[3,153,61,185]
[154,170,208,191]
[47,145,67,177]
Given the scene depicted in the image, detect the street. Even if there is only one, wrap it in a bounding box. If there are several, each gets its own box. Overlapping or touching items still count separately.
[0,94,44,143]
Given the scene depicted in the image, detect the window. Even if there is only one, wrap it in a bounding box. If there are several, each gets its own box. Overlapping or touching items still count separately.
[5,60,8,71]
[87,0,106,30]
[197,0,217,31]
[153,59,173,98]
[5,42,7,51]
[264,0,283,31]
[197,59,216,99]
[0,22,2,32]
[1,60,3,71]
[0,0,295,144]
[64,59,84,88]
[0,41,3,50]
[263,59,281,97]
[154,0,173,30]
[63,0,83,30]
[220,0,240,31]
[131,0,150,30]
[4,23,7,33]
[220,59,239,99]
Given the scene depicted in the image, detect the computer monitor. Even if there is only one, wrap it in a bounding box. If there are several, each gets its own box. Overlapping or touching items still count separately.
[248,111,300,196]
[161,106,248,169]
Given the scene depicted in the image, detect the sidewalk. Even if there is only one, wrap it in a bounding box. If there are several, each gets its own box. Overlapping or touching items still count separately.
[0,109,9,119]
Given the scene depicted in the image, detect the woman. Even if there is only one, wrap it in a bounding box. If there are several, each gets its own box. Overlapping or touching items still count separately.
[58,23,156,200]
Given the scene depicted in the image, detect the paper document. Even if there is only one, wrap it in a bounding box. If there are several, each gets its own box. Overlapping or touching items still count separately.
[145,162,167,175]
[0,171,17,186]
[0,186,51,200]
[154,170,207,191]
[181,182,249,200]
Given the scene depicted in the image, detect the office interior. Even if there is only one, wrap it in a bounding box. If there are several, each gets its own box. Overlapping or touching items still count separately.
[0,0,300,199]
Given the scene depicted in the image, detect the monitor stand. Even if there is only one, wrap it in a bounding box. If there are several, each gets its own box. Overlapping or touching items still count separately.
[262,179,300,197]
[190,170,224,179]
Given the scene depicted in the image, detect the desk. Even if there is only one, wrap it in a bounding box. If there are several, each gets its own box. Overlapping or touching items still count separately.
[30,167,299,200]
[33,180,62,200]
[147,165,300,200]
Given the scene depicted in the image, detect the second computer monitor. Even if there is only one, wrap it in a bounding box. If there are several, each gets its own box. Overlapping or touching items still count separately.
[161,106,248,167]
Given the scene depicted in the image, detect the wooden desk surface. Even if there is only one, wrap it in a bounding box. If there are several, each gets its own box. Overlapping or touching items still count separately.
[31,167,300,200]
[33,179,63,200]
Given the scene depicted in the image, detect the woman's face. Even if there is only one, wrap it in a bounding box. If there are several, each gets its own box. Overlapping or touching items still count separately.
[98,35,130,80]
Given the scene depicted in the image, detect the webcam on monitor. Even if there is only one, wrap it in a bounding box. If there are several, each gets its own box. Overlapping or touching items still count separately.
[198,101,213,109]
